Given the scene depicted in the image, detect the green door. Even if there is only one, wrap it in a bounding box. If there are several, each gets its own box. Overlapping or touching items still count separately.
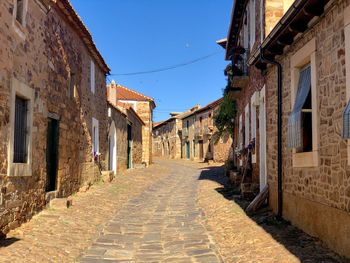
[46,118,59,192]
[186,142,190,159]
[127,124,132,169]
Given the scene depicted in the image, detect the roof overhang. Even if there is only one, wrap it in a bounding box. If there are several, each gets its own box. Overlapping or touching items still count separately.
[225,0,248,60]
[248,0,332,68]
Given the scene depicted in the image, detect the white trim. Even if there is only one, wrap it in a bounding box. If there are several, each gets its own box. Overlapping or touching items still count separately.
[249,0,256,50]
[245,104,250,147]
[8,77,34,176]
[90,60,95,94]
[12,0,28,40]
[108,121,117,175]
[250,94,257,164]
[92,118,99,157]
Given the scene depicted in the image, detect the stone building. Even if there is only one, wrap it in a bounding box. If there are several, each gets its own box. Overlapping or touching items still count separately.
[107,102,144,175]
[246,0,350,257]
[107,81,155,166]
[193,98,233,162]
[221,0,292,191]
[0,0,109,235]
[152,109,198,159]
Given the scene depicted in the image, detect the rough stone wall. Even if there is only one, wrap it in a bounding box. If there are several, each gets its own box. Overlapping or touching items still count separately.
[126,110,143,167]
[182,115,196,160]
[265,0,350,256]
[152,120,179,159]
[108,107,128,174]
[265,0,284,36]
[0,0,107,235]
[134,101,153,165]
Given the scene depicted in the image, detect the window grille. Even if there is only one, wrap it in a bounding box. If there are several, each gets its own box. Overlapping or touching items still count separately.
[343,99,350,138]
[13,96,28,163]
[287,65,311,148]
[16,0,24,24]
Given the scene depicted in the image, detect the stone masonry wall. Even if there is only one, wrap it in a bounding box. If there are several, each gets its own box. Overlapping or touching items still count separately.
[0,0,108,235]
[134,101,153,165]
[265,0,350,256]
[108,106,128,174]
[126,110,143,167]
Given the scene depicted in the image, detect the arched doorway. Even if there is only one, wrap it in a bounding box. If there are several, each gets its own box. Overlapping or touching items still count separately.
[108,121,117,175]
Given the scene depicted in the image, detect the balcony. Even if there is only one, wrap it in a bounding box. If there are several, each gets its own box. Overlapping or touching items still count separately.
[204,125,213,135]
[195,127,203,139]
[182,128,189,138]
[225,47,249,90]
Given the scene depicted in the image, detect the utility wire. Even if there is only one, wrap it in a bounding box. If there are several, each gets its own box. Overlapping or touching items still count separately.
[109,51,221,76]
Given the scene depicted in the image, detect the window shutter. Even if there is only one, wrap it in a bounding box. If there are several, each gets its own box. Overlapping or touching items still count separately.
[343,100,350,138]
[287,65,311,148]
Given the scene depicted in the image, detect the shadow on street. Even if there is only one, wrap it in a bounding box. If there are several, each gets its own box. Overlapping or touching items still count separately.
[198,165,348,263]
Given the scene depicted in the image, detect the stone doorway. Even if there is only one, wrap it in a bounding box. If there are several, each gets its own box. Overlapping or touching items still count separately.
[46,117,59,192]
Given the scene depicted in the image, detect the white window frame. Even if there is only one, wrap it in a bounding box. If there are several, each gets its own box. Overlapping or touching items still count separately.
[8,77,34,176]
[249,0,256,50]
[12,0,28,39]
[290,38,318,168]
[90,60,95,94]
[92,118,99,157]
[344,6,350,165]
[251,92,259,164]
[245,104,250,147]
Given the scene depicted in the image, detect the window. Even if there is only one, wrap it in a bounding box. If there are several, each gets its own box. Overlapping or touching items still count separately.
[288,38,318,167]
[13,96,28,163]
[9,78,33,176]
[68,72,76,98]
[15,0,27,26]
[92,118,99,157]
[90,61,95,93]
[249,0,256,50]
[287,65,312,151]
[245,105,250,146]
[251,99,256,141]
[238,114,243,149]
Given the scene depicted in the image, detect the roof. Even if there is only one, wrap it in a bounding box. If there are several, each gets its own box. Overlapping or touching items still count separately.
[184,98,223,119]
[216,38,227,49]
[249,0,330,68]
[55,0,110,74]
[107,101,127,118]
[112,83,156,108]
[116,101,145,126]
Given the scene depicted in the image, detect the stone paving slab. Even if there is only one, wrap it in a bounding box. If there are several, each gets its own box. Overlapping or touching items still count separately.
[195,162,348,263]
[0,163,169,262]
[80,162,222,263]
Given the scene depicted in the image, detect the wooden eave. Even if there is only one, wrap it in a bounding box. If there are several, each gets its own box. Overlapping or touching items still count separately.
[225,0,248,60]
[249,0,331,68]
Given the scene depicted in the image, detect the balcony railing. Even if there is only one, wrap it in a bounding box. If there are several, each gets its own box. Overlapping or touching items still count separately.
[195,127,203,138]
[225,47,249,89]
[182,127,189,137]
[204,125,213,135]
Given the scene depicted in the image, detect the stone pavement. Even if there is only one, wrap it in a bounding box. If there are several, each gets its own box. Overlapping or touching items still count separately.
[197,163,348,263]
[0,162,170,262]
[80,162,222,262]
[0,159,348,262]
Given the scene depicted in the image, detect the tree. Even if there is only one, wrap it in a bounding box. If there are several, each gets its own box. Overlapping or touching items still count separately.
[213,94,237,144]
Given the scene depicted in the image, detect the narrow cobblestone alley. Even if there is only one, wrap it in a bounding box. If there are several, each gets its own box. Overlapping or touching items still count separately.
[0,160,347,262]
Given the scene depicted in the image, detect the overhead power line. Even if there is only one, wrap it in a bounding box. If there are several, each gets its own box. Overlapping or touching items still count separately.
[109,51,221,76]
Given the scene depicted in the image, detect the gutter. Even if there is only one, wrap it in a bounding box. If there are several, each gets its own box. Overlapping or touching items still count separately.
[260,47,283,220]
[248,0,309,66]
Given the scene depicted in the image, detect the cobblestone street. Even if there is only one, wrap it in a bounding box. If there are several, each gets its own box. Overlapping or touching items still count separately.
[0,159,347,262]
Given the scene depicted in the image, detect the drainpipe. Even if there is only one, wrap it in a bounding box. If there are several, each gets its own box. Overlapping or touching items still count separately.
[260,47,283,219]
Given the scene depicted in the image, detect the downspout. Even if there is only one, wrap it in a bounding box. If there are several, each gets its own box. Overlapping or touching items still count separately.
[260,47,283,219]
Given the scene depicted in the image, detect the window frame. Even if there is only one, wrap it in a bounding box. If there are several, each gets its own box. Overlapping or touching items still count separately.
[290,38,318,168]
[245,104,250,147]
[8,77,34,176]
[12,0,28,39]
[92,118,99,158]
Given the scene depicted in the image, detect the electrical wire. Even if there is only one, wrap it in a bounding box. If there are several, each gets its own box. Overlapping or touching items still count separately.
[109,51,221,76]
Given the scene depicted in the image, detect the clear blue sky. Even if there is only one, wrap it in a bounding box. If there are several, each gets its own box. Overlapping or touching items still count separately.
[70,0,232,122]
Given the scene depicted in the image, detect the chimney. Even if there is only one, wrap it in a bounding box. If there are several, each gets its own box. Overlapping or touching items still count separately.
[107,80,117,106]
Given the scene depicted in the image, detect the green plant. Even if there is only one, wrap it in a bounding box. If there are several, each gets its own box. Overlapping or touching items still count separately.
[213,94,237,144]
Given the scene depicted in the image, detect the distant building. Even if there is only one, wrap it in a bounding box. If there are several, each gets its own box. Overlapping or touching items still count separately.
[107,82,156,166]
